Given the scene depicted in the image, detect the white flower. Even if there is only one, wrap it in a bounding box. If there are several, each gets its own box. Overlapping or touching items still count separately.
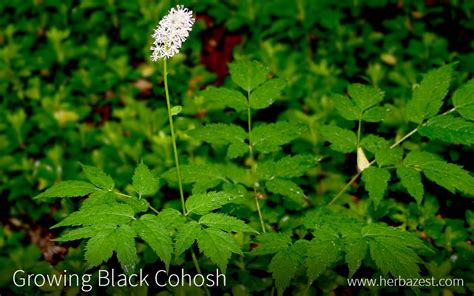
[150,5,195,61]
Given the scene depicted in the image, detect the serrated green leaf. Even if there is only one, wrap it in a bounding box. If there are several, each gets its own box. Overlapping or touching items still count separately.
[345,238,367,278]
[174,221,201,256]
[197,228,242,273]
[132,162,159,196]
[403,151,474,195]
[332,93,360,121]
[202,86,247,112]
[252,122,306,154]
[85,227,116,269]
[249,78,285,109]
[320,125,357,153]
[199,213,257,233]
[163,163,230,194]
[348,83,384,111]
[419,115,474,145]
[52,203,135,228]
[362,224,424,279]
[132,214,172,270]
[81,191,117,209]
[453,79,474,120]
[258,154,316,180]
[113,224,138,275]
[55,225,112,242]
[266,178,306,207]
[188,123,248,159]
[375,147,402,167]
[228,60,268,92]
[362,167,391,208]
[81,164,115,190]
[185,191,236,215]
[406,64,455,124]
[360,134,389,154]
[155,208,186,231]
[306,234,342,284]
[362,106,389,122]
[269,247,300,296]
[34,181,99,199]
[397,166,424,205]
[251,232,292,255]
[123,196,149,213]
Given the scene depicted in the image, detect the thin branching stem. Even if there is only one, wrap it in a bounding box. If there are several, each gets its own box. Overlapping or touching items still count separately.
[163,59,186,215]
[328,106,459,206]
[247,91,266,233]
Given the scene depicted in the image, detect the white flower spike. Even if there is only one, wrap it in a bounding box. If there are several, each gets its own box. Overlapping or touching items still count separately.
[150,5,195,61]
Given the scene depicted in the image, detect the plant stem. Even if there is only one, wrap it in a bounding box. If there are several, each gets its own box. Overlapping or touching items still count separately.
[163,60,208,294]
[163,59,186,215]
[191,248,211,296]
[327,123,422,206]
[247,92,266,233]
[114,191,160,214]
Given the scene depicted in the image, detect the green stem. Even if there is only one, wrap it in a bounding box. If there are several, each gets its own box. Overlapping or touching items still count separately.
[114,191,160,215]
[247,92,266,233]
[356,117,362,146]
[163,59,186,215]
[191,248,211,296]
[163,60,208,294]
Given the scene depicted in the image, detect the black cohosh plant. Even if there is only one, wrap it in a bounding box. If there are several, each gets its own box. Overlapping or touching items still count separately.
[34,6,474,295]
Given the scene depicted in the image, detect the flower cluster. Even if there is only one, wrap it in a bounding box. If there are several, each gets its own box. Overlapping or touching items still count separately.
[150,5,195,61]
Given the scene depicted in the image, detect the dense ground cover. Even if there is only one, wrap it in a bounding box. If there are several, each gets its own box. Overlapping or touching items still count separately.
[1,0,473,295]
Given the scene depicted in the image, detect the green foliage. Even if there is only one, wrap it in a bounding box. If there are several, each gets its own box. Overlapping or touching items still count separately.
[81,164,115,190]
[228,60,268,92]
[189,123,248,158]
[34,181,99,199]
[402,151,474,195]
[406,64,454,124]
[362,167,391,208]
[320,125,357,153]
[132,162,159,196]
[252,122,306,153]
[419,115,474,145]
[185,191,236,215]
[199,213,257,233]
[197,228,243,273]
[201,87,247,112]
[452,79,474,120]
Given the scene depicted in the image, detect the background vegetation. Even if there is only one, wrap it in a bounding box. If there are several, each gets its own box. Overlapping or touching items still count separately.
[1,0,473,295]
